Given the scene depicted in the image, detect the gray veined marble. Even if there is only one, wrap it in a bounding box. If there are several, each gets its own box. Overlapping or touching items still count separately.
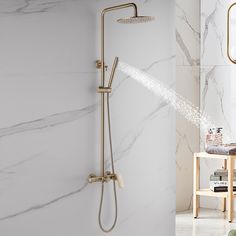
[201,2,218,61]
[0,58,174,223]
[0,104,97,138]
[111,55,175,95]
[176,0,200,66]
[201,66,216,112]
[0,0,63,15]
[176,3,200,40]
[111,98,170,166]
[0,55,174,139]
[199,0,236,211]
[201,66,231,135]
[201,0,232,66]
[0,97,171,222]
[176,130,194,158]
[176,0,236,216]
[176,30,199,66]
[0,0,175,235]
[0,152,44,174]
[176,0,200,212]
[0,182,89,221]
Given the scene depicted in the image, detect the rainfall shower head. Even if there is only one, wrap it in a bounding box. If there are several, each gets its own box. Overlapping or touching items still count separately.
[117,15,155,24]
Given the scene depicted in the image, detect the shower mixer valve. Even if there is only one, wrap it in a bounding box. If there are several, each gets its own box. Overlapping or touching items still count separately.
[88,171,124,188]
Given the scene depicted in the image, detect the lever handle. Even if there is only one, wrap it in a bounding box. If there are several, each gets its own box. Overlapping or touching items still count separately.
[116,173,124,188]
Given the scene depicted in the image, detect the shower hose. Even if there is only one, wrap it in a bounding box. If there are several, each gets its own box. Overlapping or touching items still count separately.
[98,92,118,233]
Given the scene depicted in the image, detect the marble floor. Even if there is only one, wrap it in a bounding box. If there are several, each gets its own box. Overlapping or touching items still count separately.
[176,208,236,236]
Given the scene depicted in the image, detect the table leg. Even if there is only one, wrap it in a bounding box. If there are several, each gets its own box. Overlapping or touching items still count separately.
[228,157,233,223]
[193,154,200,218]
[222,159,227,212]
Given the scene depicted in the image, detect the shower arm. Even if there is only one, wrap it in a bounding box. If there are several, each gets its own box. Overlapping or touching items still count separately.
[99,3,138,87]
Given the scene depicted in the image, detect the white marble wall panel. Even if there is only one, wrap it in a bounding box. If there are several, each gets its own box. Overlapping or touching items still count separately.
[201,66,231,132]
[232,67,236,140]
[176,66,200,211]
[176,0,200,212]
[200,0,236,210]
[201,0,236,66]
[200,66,232,209]
[0,0,175,235]
[176,0,200,66]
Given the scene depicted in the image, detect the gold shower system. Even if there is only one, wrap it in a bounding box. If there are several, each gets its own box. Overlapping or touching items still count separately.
[87,2,154,233]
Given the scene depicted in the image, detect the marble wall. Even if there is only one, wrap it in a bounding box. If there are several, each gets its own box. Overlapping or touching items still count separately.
[0,0,175,235]
[176,0,200,211]
[176,0,236,212]
[200,0,236,210]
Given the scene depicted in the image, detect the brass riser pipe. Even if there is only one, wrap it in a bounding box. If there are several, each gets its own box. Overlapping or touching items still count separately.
[97,3,137,233]
[87,2,154,233]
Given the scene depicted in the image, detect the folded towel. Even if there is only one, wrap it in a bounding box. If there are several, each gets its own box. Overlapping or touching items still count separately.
[205,143,236,155]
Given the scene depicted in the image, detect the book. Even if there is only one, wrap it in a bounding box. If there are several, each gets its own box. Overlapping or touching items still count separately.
[210,181,236,192]
[214,169,236,177]
[210,181,236,187]
[210,186,236,192]
[210,174,236,181]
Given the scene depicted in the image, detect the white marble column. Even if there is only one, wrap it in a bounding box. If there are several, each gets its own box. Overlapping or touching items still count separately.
[176,0,200,212]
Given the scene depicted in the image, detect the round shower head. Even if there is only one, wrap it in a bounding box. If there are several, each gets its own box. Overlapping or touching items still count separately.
[117,15,155,24]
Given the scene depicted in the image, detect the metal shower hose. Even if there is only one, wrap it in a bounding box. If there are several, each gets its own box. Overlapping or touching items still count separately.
[98,92,118,233]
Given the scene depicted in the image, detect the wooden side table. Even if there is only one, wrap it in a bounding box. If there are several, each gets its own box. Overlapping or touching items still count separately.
[193,152,236,222]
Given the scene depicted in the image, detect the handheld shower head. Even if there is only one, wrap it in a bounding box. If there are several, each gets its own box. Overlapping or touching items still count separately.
[108,57,119,88]
[117,15,155,24]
